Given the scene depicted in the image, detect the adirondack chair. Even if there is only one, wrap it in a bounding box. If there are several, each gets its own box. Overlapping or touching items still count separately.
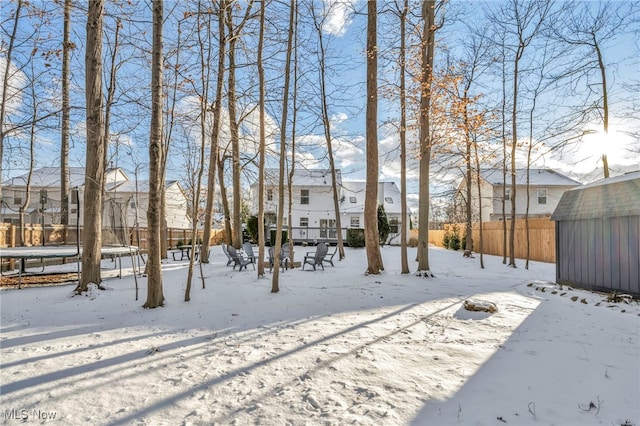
[221,243,233,266]
[242,242,256,266]
[268,245,290,272]
[303,242,328,271]
[227,245,253,271]
[323,245,337,267]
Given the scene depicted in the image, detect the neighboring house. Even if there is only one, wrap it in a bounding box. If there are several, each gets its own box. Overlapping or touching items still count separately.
[551,171,640,296]
[249,169,410,245]
[456,168,582,222]
[104,179,191,230]
[341,181,410,244]
[1,167,191,231]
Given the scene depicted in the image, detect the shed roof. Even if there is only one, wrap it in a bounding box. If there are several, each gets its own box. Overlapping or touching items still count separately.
[550,171,640,221]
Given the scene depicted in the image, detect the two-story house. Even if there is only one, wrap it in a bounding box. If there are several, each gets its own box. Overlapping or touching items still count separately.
[1,167,191,230]
[340,180,409,243]
[249,169,410,244]
[456,168,582,222]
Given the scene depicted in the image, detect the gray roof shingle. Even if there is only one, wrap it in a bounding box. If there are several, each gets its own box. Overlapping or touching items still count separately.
[551,171,640,221]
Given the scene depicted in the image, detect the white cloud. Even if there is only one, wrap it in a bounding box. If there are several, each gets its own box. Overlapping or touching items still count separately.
[322,0,358,36]
[0,57,26,129]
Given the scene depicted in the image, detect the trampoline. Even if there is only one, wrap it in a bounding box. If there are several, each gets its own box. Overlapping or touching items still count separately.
[0,245,139,288]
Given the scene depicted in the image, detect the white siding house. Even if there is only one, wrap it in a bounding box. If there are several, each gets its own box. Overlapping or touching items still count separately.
[104,179,191,230]
[1,167,191,230]
[249,169,410,244]
[456,168,582,222]
[340,181,410,244]
[250,169,341,242]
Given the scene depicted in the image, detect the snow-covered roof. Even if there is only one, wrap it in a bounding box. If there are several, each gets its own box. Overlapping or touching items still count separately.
[480,168,581,187]
[340,181,403,215]
[261,169,342,187]
[3,167,129,188]
[551,171,640,221]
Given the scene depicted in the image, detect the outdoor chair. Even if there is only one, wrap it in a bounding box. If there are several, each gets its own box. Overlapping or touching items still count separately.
[268,245,291,272]
[226,245,254,271]
[323,245,337,267]
[242,242,257,266]
[221,243,234,267]
[303,242,328,271]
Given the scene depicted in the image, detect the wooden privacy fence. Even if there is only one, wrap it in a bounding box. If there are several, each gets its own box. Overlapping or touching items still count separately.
[428,218,556,263]
[0,223,225,252]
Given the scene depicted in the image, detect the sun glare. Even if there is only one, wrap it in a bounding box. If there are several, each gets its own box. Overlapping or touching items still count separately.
[581,124,631,165]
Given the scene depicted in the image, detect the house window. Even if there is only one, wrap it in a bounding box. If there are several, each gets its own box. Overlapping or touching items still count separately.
[13,190,23,205]
[300,189,309,205]
[300,217,308,227]
[504,188,511,201]
[130,199,136,209]
[267,189,273,201]
[385,197,393,204]
[537,188,548,205]
[320,219,336,238]
[350,216,360,228]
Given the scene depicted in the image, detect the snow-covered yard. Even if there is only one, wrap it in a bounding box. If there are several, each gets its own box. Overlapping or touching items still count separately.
[1,245,638,425]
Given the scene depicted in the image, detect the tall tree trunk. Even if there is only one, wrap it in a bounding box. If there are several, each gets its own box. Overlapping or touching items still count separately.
[399,0,409,274]
[77,0,105,293]
[509,41,524,268]
[464,94,473,253]
[287,2,299,267]
[143,0,165,308]
[364,0,383,274]
[217,152,233,245]
[594,35,609,178]
[186,4,213,301]
[272,0,295,293]
[416,0,436,277]
[202,0,226,265]
[226,6,241,249]
[257,0,266,277]
[60,0,71,229]
[473,135,484,269]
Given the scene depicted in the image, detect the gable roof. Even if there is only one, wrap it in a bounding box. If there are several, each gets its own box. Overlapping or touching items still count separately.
[340,181,403,215]
[551,171,640,221]
[3,167,129,188]
[261,168,342,187]
[3,167,86,188]
[479,168,582,187]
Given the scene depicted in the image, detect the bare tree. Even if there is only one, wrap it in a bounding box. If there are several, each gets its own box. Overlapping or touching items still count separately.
[398,0,409,274]
[143,0,165,308]
[272,0,296,293]
[76,0,106,293]
[310,2,346,262]
[60,0,72,229]
[202,0,227,265]
[225,1,254,249]
[553,1,637,179]
[256,0,266,277]
[416,0,441,277]
[364,0,383,274]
